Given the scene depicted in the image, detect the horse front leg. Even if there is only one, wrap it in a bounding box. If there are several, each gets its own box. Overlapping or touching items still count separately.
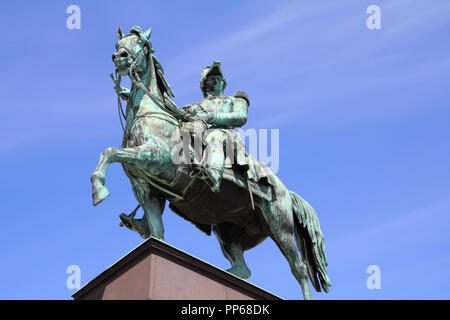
[91,142,171,206]
[91,148,113,206]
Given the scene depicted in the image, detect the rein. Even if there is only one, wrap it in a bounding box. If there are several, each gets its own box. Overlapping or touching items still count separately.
[111,43,190,132]
[110,72,126,131]
[133,111,179,126]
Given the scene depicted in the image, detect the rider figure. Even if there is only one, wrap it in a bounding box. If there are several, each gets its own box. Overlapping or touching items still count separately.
[183,61,250,192]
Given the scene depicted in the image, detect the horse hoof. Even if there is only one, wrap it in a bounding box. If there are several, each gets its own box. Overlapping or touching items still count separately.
[119,213,134,229]
[140,233,150,240]
[226,267,251,279]
[93,186,110,206]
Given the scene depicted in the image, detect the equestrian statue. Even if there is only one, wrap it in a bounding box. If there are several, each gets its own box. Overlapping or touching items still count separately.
[91,26,331,299]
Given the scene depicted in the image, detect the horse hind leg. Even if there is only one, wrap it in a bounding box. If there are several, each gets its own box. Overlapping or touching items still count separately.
[263,202,312,300]
[120,173,166,240]
[213,223,251,279]
[121,194,165,240]
[139,192,165,240]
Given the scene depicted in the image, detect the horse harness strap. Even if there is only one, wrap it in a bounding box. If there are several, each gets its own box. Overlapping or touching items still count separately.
[110,72,127,131]
[133,76,189,122]
[133,111,180,126]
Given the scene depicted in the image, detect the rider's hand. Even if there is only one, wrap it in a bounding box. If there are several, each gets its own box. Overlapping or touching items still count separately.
[118,87,130,100]
[203,111,217,123]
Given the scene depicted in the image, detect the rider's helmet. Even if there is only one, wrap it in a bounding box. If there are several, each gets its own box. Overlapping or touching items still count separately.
[200,61,227,97]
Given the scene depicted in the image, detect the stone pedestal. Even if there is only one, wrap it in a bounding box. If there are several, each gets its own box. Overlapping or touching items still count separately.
[72,237,281,300]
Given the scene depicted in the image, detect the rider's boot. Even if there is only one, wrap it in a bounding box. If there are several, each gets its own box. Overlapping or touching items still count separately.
[191,153,225,193]
[192,132,226,192]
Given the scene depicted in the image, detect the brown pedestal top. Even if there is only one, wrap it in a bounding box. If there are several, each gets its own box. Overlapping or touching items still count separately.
[72,237,282,300]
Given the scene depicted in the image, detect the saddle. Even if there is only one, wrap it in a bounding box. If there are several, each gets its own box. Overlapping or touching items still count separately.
[177,122,277,203]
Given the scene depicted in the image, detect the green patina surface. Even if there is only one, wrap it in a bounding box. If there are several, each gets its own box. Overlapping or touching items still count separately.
[90,26,331,300]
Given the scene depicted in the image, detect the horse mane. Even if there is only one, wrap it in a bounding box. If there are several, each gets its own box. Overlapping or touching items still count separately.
[152,54,175,100]
[127,26,175,100]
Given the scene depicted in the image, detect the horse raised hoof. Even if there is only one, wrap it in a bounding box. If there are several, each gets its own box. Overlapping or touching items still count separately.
[92,186,110,206]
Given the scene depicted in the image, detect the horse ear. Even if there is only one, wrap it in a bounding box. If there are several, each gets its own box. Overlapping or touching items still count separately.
[117,26,124,39]
[143,27,152,40]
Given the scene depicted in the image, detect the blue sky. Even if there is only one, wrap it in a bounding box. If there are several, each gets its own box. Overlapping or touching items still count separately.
[1,0,449,299]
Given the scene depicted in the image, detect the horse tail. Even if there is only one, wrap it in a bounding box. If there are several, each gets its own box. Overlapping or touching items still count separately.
[290,191,331,293]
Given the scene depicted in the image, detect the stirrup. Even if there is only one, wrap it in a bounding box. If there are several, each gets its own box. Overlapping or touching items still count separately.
[202,172,220,192]
[201,166,221,192]
[189,164,221,192]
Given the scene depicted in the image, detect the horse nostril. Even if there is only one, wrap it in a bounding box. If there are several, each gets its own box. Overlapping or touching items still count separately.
[112,51,127,62]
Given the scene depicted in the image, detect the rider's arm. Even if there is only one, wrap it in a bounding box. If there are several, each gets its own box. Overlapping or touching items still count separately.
[214,93,250,128]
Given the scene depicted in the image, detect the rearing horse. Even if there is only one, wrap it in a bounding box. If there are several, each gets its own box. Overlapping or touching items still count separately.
[91,26,331,300]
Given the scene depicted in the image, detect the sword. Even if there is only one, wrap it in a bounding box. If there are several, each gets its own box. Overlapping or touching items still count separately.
[247,179,255,211]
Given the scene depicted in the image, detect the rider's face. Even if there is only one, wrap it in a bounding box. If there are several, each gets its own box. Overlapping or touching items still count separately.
[205,75,224,97]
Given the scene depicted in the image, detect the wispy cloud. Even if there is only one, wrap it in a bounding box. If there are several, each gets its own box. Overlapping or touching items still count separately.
[3,1,450,150]
[164,2,328,86]
[242,1,450,127]
[327,197,450,263]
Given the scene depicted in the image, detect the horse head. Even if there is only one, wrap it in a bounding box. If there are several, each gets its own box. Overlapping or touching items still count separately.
[112,26,153,78]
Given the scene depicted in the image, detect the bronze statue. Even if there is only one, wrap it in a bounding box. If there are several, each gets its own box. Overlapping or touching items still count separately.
[91,26,331,299]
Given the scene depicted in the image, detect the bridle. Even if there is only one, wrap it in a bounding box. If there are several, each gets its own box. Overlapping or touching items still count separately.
[111,37,190,133]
